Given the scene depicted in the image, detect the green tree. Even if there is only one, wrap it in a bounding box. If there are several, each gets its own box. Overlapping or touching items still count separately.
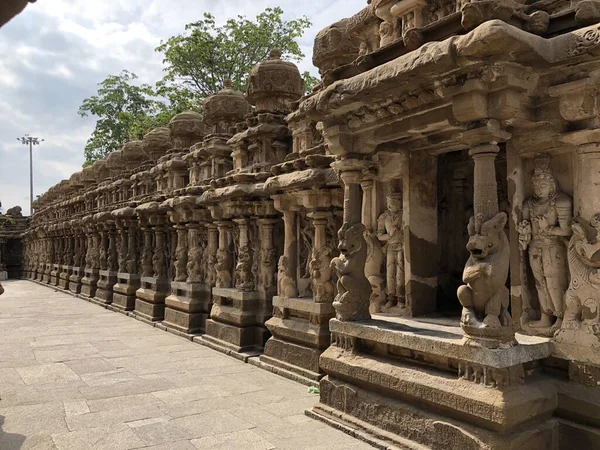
[78,71,160,166]
[156,7,311,96]
[302,71,320,94]
[80,8,315,166]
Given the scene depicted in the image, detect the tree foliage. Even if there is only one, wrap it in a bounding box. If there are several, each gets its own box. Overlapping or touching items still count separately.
[78,71,159,165]
[79,8,314,166]
[156,7,311,96]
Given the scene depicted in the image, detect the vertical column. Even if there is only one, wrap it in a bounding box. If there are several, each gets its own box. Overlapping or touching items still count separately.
[141,221,154,278]
[309,211,335,304]
[186,222,202,283]
[458,144,513,348]
[330,160,371,321]
[575,142,600,220]
[107,227,118,272]
[126,220,138,275]
[117,223,128,274]
[99,228,108,271]
[173,224,188,282]
[402,151,438,316]
[215,221,233,288]
[257,219,278,293]
[206,224,219,287]
[281,209,299,297]
[153,224,168,279]
[234,218,253,291]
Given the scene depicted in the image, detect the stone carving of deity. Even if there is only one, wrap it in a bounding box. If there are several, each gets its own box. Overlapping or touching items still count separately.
[235,246,254,291]
[310,246,334,304]
[377,194,405,309]
[215,248,232,288]
[260,247,277,290]
[518,154,572,335]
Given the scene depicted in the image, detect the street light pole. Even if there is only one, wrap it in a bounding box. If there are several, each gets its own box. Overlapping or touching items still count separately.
[17,135,44,214]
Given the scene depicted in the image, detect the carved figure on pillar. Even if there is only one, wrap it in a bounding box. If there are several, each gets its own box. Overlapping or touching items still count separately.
[235,246,253,290]
[331,222,371,320]
[277,256,296,298]
[117,228,127,273]
[555,214,600,345]
[174,226,188,282]
[152,227,167,278]
[458,144,514,348]
[377,193,405,310]
[216,249,232,288]
[310,246,334,303]
[518,154,572,335]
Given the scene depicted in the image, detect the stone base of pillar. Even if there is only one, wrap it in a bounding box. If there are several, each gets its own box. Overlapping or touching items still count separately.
[50,264,60,286]
[81,269,99,298]
[260,296,335,383]
[43,264,52,283]
[58,265,73,290]
[310,317,555,449]
[202,287,268,354]
[162,282,211,334]
[69,267,83,294]
[0,271,7,281]
[111,273,141,312]
[94,270,118,305]
[134,277,170,322]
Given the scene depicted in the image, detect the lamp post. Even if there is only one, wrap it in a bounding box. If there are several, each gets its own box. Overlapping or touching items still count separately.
[17,134,44,215]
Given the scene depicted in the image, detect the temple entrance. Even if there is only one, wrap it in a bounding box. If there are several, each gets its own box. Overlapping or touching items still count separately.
[436,148,508,316]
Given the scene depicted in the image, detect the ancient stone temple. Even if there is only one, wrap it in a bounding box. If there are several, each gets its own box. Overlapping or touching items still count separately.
[20,1,600,448]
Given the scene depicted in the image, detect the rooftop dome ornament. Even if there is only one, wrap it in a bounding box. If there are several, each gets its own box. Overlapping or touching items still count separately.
[203,79,252,134]
[120,140,145,172]
[142,127,172,162]
[169,111,206,151]
[247,49,304,113]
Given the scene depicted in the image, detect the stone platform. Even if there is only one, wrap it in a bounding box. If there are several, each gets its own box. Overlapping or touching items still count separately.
[309,315,585,449]
[0,280,371,450]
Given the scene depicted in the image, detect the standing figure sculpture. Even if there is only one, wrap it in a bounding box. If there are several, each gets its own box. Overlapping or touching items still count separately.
[377,194,405,310]
[518,154,572,334]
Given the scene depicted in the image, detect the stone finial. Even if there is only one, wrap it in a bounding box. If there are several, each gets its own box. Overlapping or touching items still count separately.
[169,111,206,150]
[313,21,360,74]
[142,127,172,162]
[105,150,124,179]
[247,49,304,113]
[203,79,251,133]
[121,140,145,171]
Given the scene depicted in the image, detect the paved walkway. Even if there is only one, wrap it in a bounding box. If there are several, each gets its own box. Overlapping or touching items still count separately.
[0,280,371,450]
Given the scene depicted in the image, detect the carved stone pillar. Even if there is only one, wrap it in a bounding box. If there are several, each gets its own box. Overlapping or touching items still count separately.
[135,206,170,322]
[69,229,84,294]
[58,231,73,290]
[234,218,254,291]
[163,214,213,334]
[206,224,219,287]
[81,223,100,298]
[458,144,514,348]
[173,224,188,282]
[280,209,299,297]
[112,210,141,312]
[330,160,371,321]
[402,151,438,316]
[95,219,118,306]
[215,221,233,288]
[50,233,62,286]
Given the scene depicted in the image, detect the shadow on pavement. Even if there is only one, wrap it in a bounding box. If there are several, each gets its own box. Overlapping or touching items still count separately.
[0,416,26,450]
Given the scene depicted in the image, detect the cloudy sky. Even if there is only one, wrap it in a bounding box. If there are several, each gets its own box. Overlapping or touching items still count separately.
[0,0,366,215]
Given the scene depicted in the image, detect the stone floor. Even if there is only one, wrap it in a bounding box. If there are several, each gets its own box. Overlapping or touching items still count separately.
[0,280,372,450]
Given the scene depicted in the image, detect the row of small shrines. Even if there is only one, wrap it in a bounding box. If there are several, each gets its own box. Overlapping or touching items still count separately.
[20,51,344,381]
